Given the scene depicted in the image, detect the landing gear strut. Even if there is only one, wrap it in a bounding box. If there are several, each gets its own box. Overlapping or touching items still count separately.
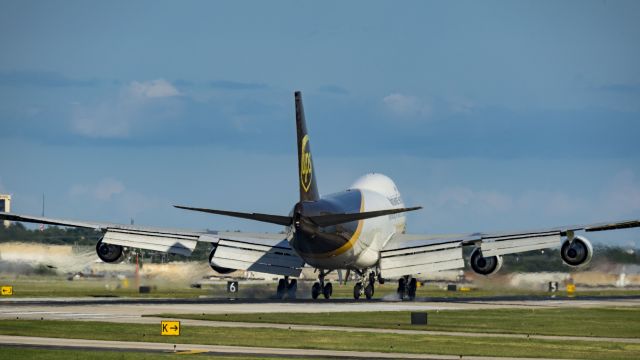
[397,275,417,300]
[353,269,379,300]
[312,270,333,299]
[276,276,298,299]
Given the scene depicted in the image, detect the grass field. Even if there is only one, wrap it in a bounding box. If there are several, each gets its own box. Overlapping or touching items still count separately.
[0,319,639,359]
[0,346,318,360]
[151,307,640,338]
[3,276,640,299]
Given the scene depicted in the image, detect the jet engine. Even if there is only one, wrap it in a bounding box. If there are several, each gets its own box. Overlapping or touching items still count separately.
[561,236,593,267]
[469,247,503,275]
[208,246,235,274]
[95,239,126,263]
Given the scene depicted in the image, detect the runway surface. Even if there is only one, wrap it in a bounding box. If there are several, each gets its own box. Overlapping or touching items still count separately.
[2,294,640,317]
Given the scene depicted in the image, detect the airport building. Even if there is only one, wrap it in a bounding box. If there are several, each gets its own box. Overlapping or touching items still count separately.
[0,194,10,228]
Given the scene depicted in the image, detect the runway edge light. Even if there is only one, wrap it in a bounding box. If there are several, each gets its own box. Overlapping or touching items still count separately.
[161,320,180,336]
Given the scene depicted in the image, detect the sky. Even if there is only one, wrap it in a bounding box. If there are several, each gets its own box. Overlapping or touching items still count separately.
[0,1,639,247]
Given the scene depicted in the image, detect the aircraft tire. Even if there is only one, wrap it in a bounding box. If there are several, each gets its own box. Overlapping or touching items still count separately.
[408,278,417,300]
[365,283,374,300]
[287,279,297,299]
[276,279,287,299]
[312,282,321,299]
[353,282,362,300]
[397,278,406,300]
[323,282,333,299]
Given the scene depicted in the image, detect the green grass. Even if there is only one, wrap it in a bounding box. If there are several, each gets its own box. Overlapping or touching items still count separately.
[0,277,222,298]
[0,346,319,360]
[0,320,639,359]
[3,276,640,299]
[151,307,640,339]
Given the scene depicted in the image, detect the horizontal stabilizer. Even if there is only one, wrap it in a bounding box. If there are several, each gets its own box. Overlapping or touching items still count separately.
[174,205,293,226]
[308,207,422,227]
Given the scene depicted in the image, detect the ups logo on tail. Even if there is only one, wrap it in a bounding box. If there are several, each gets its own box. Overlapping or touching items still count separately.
[300,135,313,192]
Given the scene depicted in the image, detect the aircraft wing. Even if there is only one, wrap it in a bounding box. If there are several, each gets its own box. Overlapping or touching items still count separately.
[207,231,305,277]
[0,211,208,256]
[380,219,640,278]
[0,212,305,277]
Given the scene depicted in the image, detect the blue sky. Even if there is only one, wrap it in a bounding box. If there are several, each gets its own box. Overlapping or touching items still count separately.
[1,1,639,246]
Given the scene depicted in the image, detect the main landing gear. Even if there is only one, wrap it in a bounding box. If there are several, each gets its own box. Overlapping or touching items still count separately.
[276,276,298,300]
[353,270,382,300]
[312,270,333,299]
[397,275,417,300]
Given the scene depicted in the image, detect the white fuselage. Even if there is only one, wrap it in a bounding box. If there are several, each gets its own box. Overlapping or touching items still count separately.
[290,173,406,270]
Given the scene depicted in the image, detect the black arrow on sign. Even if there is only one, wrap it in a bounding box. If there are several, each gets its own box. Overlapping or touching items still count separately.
[171,325,178,331]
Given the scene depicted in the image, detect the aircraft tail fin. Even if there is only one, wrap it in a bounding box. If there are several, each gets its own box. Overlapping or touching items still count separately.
[295,91,320,202]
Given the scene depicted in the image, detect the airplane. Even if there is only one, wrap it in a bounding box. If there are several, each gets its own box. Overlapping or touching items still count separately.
[1,91,639,300]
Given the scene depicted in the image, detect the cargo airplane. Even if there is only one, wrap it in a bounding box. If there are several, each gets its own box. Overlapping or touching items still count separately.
[2,91,639,300]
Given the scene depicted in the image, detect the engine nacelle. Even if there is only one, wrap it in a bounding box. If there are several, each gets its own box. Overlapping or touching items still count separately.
[208,246,235,274]
[95,239,126,263]
[469,247,503,276]
[561,236,593,267]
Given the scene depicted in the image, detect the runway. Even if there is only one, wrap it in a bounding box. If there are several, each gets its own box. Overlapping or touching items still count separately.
[2,296,639,322]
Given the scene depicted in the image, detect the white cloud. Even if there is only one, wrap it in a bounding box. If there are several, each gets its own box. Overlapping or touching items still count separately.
[67,178,164,220]
[70,79,181,138]
[71,101,132,138]
[129,79,180,99]
[70,178,125,201]
[382,93,432,118]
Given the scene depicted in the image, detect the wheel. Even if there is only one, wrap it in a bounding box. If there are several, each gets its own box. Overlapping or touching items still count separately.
[311,282,321,299]
[287,279,297,299]
[276,279,287,299]
[353,282,362,300]
[408,278,417,300]
[364,283,374,300]
[397,278,406,299]
[323,282,333,299]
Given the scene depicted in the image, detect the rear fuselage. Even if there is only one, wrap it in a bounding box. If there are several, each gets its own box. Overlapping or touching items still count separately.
[289,173,406,270]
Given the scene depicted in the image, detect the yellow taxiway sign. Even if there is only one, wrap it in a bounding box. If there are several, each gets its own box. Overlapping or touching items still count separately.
[161,321,180,336]
[1,286,12,296]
